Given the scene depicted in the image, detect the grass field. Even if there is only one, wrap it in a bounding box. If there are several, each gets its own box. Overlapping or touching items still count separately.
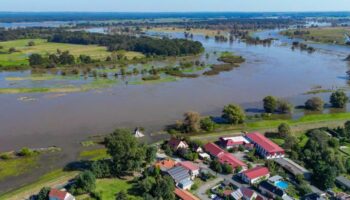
[191,112,350,142]
[0,169,78,200]
[0,39,144,67]
[0,156,39,182]
[93,179,142,200]
[282,27,350,45]
[79,148,109,161]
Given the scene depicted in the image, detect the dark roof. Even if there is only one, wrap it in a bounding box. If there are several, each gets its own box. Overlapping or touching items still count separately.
[259,181,284,197]
[336,176,350,188]
[167,166,190,183]
[301,193,326,200]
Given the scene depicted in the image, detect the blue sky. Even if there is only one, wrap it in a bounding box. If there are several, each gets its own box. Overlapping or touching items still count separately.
[0,0,349,12]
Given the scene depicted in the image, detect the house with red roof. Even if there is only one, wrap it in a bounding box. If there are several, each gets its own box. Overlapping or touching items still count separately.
[174,188,200,200]
[154,159,176,172]
[204,142,246,171]
[49,188,75,200]
[240,166,270,184]
[220,136,251,149]
[245,132,285,159]
[168,138,189,151]
[204,142,224,157]
[177,161,200,178]
[218,152,247,171]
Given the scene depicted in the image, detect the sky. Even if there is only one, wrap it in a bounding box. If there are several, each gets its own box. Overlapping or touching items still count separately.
[0,0,349,12]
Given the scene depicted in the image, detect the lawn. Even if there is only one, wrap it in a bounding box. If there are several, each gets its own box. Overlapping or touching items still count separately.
[0,39,144,67]
[0,156,39,181]
[94,178,142,200]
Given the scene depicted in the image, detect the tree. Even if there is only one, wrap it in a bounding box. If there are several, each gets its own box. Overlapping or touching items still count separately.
[104,129,147,176]
[37,187,50,200]
[222,104,245,124]
[28,41,35,46]
[330,90,348,108]
[344,121,350,138]
[8,47,16,53]
[182,111,201,133]
[278,123,291,138]
[29,54,45,66]
[90,160,111,178]
[313,164,336,189]
[210,159,222,173]
[283,135,297,150]
[263,96,277,113]
[115,191,128,200]
[200,117,216,132]
[145,146,157,163]
[277,100,293,114]
[73,170,96,194]
[305,97,324,111]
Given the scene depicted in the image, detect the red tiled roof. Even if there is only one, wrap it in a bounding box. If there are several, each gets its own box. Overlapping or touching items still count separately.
[174,188,200,200]
[204,142,224,157]
[218,152,246,168]
[223,190,233,196]
[155,159,176,169]
[246,132,284,154]
[242,166,269,180]
[49,188,67,200]
[241,187,256,198]
[178,161,199,171]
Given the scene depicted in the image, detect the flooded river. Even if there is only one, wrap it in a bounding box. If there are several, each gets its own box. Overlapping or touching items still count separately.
[0,28,350,192]
[0,30,350,152]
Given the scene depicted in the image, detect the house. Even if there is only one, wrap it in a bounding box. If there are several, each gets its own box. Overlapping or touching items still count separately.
[167,166,193,189]
[168,138,189,151]
[274,158,311,180]
[49,189,75,200]
[336,176,350,190]
[301,193,326,200]
[245,132,285,159]
[199,152,210,160]
[240,166,270,184]
[177,161,200,178]
[204,142,224,157]
[154,159,176,172]
[336,192,350,200]
[218,152,247,171]
[259,181,293,200]
[204,142,246,170]
[220,136,250,149]
[174,188,200,200]
[231,187,261,200]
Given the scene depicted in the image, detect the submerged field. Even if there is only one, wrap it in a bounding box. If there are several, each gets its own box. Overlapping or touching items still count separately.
[282,27,350,45]
[0,39,144,67]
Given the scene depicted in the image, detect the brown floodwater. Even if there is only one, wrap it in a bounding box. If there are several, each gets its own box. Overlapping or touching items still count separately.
[1,30,350,193]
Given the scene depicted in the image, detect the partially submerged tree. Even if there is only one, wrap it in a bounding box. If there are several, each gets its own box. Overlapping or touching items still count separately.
[263,96,277,113]
[222,104,245,124]
[182,111,201,133]
[330,90,349,108]
[305,97,324,111]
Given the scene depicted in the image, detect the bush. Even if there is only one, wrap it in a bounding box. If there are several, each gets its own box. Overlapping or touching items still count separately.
[18,147,34,157]
[305,97,324,111]
[200,117,216,132]
[36,187,50,200]
[330,90,349,108]
[222,104,245,124]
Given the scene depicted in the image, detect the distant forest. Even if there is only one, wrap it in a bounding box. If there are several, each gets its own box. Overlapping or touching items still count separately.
[0,28,203,56]
[0,12,350,22]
